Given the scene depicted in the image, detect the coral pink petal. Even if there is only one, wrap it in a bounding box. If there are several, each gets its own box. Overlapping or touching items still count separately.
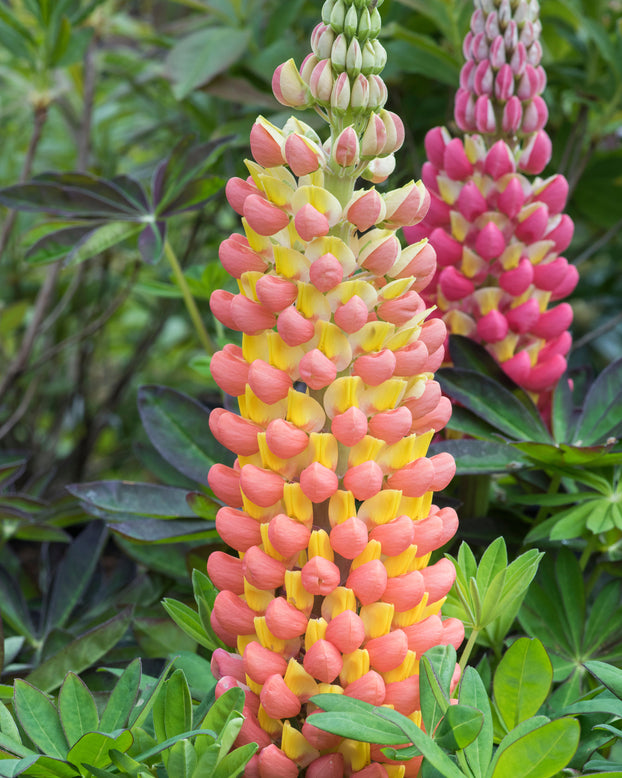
[244,641,288,684]
[248,359,293,404]
[370,515,414,556]
[208,463,243,507]
[325,609,366,654]
[421,558,457,603]
[277,306,315,346]
[353,349,397,386]
[299,349,337,390]
[368,407,412,444]
[343,461,384,500]
[243,194,289,236]
[300,461,339,503]
[304,639,343,683]
[242,545,287,590]
[334,295,369,333]
[330,517,369,559]
[255,275,298,311]
[382,570,425,611]
[260,675,302,720]
[207,551,245,595]
[347,560,388,605]
[266,418,309,458]
[301,556,341,595]
[268,513,311,558]
[240,464,284,507]
[215,506,262,551]
[345,671,386,706]
[231,294,276,334]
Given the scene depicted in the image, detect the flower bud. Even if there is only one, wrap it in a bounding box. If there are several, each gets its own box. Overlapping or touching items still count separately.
[331,72,351,114]
[333,126,359,167]
[273,59,312,108]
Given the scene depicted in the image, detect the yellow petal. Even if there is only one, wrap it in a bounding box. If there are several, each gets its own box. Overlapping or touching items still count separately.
[317,320,353,371]
[350,539,382,570]
[287,389,326,432]
[284,659,319,699]
[350,321,395,354]
[461,246,486,278]
[242,332,270,363]
[324,376,363,417]
[450,211,470,242]
[381,650,418,683]
[498,242,523,270]
[391,592,429,628]
[283,483,314,523]
[268,332,306,374]
[360,602,394,638]
[525,240,555,265]
[285,570,315,612]
[383,545,418,578]
[420,595,446,619]
[360,380,407,414]
[258,705,284,735]
[282,721,321,764]
[305,618,328,650]
[340,649,370,684]
[308,529,334,561]
[329,490,357,526]
[358,490,402,526]
[308,432,339,469]
[321,587,357,619]
[274,245,310,280]
[255,616,287,652]
[297,282,332,320]
[339,739,370,772]
[348,435,385,467]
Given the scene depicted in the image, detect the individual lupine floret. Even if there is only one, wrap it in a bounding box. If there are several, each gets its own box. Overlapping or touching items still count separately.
[406,0,577,415]
[206,1,462,775]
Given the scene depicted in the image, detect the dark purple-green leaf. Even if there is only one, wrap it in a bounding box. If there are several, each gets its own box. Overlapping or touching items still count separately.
[67,481,195,518]
[429,439,528,474]
[437,368,552,443]
[138,385,231,483]
[109,518,218,543]
[159,177,224,217]
[572,358,622,446]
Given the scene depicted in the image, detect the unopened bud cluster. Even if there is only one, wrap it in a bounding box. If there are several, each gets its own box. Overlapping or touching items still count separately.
[456,0,546,142]
[206,1,462,776]
[407,0,576,413]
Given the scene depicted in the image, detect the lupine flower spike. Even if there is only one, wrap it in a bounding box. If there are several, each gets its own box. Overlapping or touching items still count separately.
[406,0,576,417]
[208,1,463,775]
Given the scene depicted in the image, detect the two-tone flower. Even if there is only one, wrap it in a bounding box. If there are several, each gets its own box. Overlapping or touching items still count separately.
[207,2,462,775]
[406,0,577,414]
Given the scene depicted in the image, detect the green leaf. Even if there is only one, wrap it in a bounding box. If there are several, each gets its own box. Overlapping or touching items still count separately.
[67,730,133,773]
[489,717,580,778]
[166,739,196,778]
[130,730,217,763]
[199,687,244,737]
[65,221,142,267]
[172,653,216,702]
[384,30,459,86]
[98,658,142,732]
[161,599,219,651]
[476,537,508,594]
[158,177,224,217]
[42,521,107,635]
[459,667,493,778]
[25,609,132,693]
[429,439,528,474]
[553,550,585,654]
[129,659,175,729]
[67,481,195,518]
[0,701,22,744]
[0,567,35,639]
[167,27,251,99]
[57,674,99,747]
[138,385,231,482]
[434,704,484,750]
[304,711,409,745]
[19,755,79,777]
[164,670,193,740]
[13,681,69,759]
[211,742,257,778]
[107,518,218,543]
[584,660,622,700]
[493,638,553,731]
[419,646,455,734]
[437,369,552,443]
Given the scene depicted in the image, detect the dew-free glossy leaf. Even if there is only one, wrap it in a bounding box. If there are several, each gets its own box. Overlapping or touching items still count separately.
[99,658,142,732]
[573,358,622,446]
[429,439,528,474]
[493,638,552,731]
[459,667,493,778]
[25,609,132,693]
[584,660,622,700]
[438,369,552,443]
[109,518,218,543]
[138,385,229,482]
[67,481,194,518]
[420,646,455,734]
[42,521,107,635]
[489,717,579,778]
[434,704,483,750]
[13,681,68,759]
[211,742,257,778]
[67,730,133,772]
[65,221,142,267]
[161,600,217,651]
[166,739,196,778]
[58,674,98,746]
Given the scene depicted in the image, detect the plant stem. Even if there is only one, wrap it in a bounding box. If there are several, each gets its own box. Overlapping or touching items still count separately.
[164,239,215,355]
[458,627,480,673]
[534,471,562,524]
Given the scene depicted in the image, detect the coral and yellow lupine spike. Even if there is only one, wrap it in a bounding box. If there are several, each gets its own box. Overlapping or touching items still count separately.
[405,0,576,420]
[207,0,462,775]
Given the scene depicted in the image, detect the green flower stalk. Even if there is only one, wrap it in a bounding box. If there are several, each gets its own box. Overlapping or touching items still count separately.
[206,2,463,776]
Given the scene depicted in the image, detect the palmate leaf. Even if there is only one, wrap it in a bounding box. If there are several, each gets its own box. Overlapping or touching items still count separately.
[493,639,552,732]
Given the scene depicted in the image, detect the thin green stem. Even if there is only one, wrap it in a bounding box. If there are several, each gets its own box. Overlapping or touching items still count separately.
[578,534,598,573]
[458,628,480,674]
[164,239,215,355]
[534,471,562,524]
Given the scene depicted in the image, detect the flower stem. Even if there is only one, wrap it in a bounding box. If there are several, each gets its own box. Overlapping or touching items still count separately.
[164,239,215,355]
[458,627,480,674]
